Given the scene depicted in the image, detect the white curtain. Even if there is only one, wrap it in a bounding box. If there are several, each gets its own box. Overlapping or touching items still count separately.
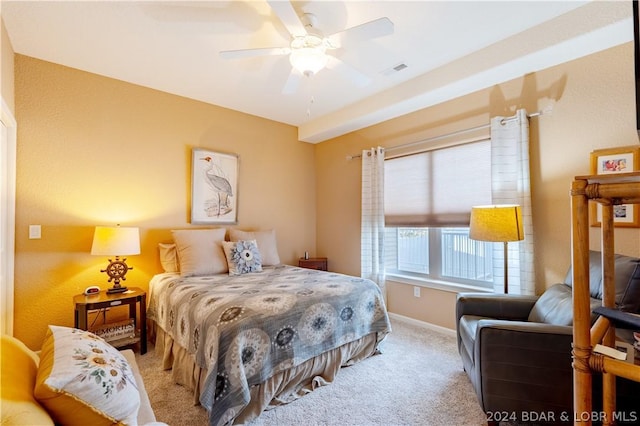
[361,147,386,300]
[490,109,536,295]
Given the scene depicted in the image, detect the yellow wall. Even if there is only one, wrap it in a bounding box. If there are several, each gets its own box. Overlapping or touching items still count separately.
[12,43,640,345]
[316,43,640,330]
[14,55,316,349]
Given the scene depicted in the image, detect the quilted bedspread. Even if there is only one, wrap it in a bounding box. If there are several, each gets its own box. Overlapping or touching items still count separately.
[147,265,391,425]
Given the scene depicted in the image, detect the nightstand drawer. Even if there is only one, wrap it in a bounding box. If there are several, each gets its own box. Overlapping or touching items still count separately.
[299,257,328,271]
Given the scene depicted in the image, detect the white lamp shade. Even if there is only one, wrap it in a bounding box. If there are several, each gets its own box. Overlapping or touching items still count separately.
[91,226,140,256]
[469,205,524,242]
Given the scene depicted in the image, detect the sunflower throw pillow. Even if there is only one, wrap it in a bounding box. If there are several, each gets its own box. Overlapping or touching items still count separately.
[34,325,140,425]
[222,239,263,275]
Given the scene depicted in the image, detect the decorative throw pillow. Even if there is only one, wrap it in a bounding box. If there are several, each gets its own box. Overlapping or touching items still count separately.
[34,325,140,425]
[229,229,281,266]
[172,228,227,276]
[158,243,179,273]
[222,240,263,275]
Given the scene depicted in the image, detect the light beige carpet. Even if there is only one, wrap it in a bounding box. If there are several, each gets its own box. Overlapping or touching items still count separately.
[136,316,487,425]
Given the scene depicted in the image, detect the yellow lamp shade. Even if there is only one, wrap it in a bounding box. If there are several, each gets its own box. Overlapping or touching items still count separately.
[469,205,524,242]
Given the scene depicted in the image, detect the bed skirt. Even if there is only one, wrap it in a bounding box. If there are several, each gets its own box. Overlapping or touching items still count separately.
[151,320,381,424]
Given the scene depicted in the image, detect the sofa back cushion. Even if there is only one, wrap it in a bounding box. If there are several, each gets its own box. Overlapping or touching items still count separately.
[564,251,640,313]
[528,284,573,325]
[0,335,54,425]
[528,283,601,325]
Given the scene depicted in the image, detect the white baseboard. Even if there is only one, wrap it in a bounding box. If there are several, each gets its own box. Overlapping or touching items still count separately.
[388,312,456,337]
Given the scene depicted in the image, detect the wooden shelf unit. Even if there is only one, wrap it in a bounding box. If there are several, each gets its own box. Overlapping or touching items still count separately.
[570,171,640,425]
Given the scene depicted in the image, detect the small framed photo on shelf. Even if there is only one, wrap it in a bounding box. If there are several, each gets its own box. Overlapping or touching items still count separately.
[589,145,640,228]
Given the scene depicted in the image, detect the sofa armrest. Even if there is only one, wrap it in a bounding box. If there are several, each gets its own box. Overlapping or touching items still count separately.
[456,293,539,323]
[120,350,168,426]
[473,319,574,413]
[477,319,573,336]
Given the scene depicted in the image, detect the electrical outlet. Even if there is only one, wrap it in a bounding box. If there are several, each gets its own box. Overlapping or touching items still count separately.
[413,286,421,298]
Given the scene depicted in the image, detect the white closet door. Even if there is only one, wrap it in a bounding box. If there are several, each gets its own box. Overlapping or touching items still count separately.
[1,99,17,336]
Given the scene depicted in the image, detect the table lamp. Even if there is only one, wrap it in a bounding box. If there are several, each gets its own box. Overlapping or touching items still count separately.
[91,225,140,294]
[469,205,524,294]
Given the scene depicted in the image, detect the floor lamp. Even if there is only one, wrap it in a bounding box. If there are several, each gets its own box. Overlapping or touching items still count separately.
[469,205,524,294]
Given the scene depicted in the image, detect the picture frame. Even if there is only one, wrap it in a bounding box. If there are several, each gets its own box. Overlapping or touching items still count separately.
[589,145,640,227]
[191,148,239,224]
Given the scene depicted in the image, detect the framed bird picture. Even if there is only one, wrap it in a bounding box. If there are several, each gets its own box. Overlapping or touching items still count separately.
[191,148,239,224]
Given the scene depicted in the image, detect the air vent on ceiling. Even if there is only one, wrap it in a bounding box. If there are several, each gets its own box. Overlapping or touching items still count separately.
[381,63,408,76]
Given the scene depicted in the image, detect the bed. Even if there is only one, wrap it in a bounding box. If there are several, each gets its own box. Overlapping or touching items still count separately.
[147,229,391,426]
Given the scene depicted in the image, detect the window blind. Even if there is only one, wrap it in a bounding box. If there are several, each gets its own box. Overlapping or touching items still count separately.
[384,140,491,226]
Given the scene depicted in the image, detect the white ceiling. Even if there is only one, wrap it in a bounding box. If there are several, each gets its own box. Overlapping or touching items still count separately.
[1,1,633,143]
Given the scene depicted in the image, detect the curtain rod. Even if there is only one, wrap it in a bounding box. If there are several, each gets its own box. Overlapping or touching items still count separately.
[346,108,550,160]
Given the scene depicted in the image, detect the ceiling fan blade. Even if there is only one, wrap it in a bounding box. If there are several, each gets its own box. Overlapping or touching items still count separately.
[282,68,302,94]
[328,17,394,49]
[220,47,290,60]
[326,56,371,87]
[267,0,307,38]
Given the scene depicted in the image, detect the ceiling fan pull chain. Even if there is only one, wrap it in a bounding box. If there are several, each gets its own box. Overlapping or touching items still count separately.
[306,96,315,118]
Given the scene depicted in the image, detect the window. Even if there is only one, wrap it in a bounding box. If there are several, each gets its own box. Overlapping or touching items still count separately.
[385,227,493,288]
[383,140,493,289]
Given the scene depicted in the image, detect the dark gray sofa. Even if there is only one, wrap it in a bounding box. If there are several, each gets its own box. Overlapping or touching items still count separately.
[456,251,640,425]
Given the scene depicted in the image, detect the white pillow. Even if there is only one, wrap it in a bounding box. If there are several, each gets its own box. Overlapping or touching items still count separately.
[222,240,263,275]
[228,229,280,266]
[172,228,227,276]
[34,326,140,425]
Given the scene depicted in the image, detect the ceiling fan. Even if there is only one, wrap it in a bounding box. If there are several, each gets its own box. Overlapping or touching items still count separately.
[219,1,394,93]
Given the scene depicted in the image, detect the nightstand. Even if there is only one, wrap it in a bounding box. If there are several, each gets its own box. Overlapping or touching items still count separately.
[73,287,147,354]
[298,257,328,271]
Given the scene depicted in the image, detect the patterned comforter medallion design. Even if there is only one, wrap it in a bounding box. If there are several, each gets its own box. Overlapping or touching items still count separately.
[147,265,391,425]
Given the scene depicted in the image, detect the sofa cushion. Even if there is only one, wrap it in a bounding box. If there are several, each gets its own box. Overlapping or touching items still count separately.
[564,251,640,313]
[617,258,640,313]
[528,283,602,325]
[34,325,140,425]
[458,315,488,364]
[0,335,54,426]
[528,284,574,325]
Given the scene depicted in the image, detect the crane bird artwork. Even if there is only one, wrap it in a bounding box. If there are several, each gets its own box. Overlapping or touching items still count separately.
[201,156,233,216]
[191,149,239,224]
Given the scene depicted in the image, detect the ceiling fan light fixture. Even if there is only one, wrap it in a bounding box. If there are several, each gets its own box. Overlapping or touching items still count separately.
[289,34,328,76]
[289,47,328,76]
